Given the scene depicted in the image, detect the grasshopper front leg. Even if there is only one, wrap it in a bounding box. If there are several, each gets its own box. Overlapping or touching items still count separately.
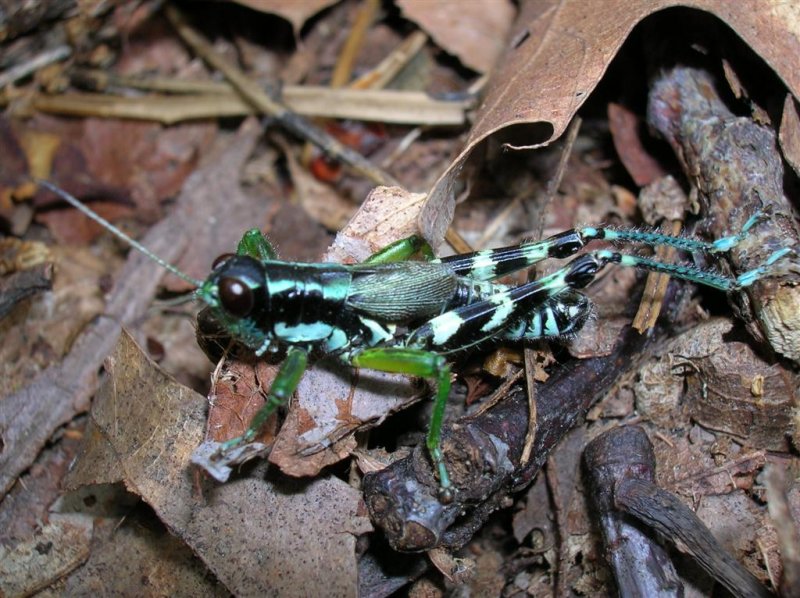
[193,346,308,482]
[363,234,435,264]
[348,347,454,503]
[220,346,308,449]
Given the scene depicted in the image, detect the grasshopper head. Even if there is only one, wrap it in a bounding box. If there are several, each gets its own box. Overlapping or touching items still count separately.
[196,255,271,354]
[199,255,268,314]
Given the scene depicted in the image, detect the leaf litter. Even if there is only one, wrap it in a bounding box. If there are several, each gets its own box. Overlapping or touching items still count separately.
[1,1,799,596]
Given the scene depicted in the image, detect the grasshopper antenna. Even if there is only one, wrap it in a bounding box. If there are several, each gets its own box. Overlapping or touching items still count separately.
[36,179,205,288]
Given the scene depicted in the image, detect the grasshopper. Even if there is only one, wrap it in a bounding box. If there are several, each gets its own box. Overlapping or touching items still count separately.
[39,180,790,503]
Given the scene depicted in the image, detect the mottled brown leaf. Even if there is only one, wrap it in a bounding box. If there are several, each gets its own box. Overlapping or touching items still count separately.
[204,360,281,446]
[779,94,800,178]
[49,493,227,596]
[0,513,92,597]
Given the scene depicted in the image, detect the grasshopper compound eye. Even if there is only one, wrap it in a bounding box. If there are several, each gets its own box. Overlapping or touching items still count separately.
[219,277,255,317]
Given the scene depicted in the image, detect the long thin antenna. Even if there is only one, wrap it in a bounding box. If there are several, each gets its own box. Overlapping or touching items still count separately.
[36,179,205,288]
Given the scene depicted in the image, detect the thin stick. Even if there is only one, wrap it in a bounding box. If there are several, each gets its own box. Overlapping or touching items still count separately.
[444,228,473,254]
[330,0,380,88]
[522,116,582,466]
[34,88,468,126]
[474,194,523,249]
[632,219,681,331]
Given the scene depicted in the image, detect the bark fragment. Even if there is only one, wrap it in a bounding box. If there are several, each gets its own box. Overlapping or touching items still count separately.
[648,66,800,363]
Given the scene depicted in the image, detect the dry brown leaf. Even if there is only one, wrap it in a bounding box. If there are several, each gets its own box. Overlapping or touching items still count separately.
[76,118,216,217]
[420,0,800,245]
[65,330,371,595]
[0,245,113,398]
[328,185,427,261]
[4,115,215,244]
[0,513,92,597]
[270,358,420,476]
[43,509,227,597]
[0,421,83,549]
[397,0,516,73]
[779,94,800,178]
[36,202,135,246]
[232,0,340,33]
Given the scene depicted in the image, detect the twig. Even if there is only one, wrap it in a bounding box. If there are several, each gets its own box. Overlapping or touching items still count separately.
[444,228,473,254]
[616,477,772,598]
[647,66,800,363]
[632,219,681,332]
[473,194,523,250]
[380,127,423,169]
[351,31,428,90]
[584,426,683,597]
[471,368,524,417]
[363,304,677,552]
[330,0,380,88]
[521,116,582,466]
[0,262,53,319]
[545,456,570,598]
[71,69,236,94]
[33,88,469,126]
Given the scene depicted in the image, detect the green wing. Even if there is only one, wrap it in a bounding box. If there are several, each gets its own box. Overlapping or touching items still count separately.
[346,262,458,322]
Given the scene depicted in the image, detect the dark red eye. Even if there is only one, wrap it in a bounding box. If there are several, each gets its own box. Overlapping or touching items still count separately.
[219,277,254,317]
[212,253,235,270]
